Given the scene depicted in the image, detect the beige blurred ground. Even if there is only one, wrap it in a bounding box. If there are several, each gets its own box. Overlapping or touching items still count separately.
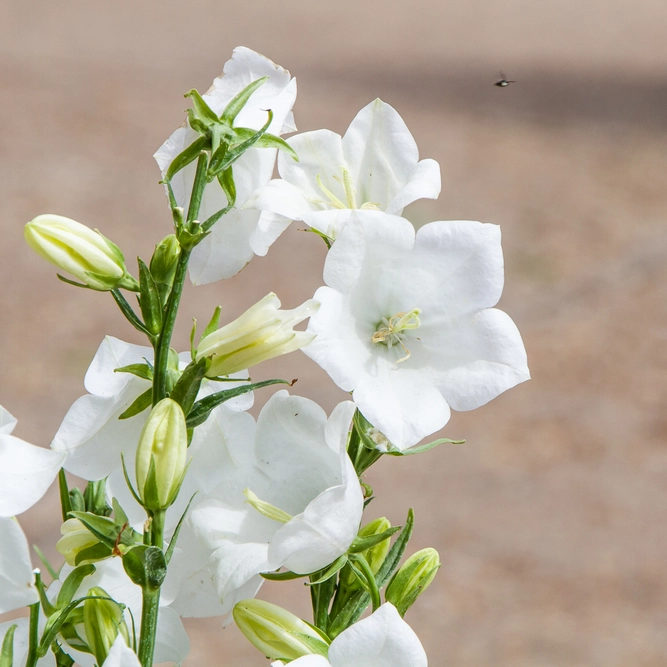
[2,1,667,664]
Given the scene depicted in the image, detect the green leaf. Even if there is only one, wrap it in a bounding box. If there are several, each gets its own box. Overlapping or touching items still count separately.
[164,493,198,565]
[122,546,167,591]
[186,378,290,428]
[165,135,209,181]
[0,624,17,667]
[306,555,348,586]
[386,437,466,456]
[114,363,153,382]
[118,388,152,420]
[169,357,209,416]
[57,564,97,609]
[202,306,222,340]
[233,128,298,161]
[374,508,415,589]
[220,76,268,124]
[137,258,163,336]
[348,526,401,553]
[184,89,219,126]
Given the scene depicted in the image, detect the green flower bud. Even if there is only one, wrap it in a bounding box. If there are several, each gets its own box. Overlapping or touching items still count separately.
[56,518,105,566]
[24,214,139,291]
[233,600,329,661]
[149,234,181,291]
[344,517,392,589]
[83,586,129,667]
[385,547,441,617]
[135,398,188,511]
[196,293,319,378]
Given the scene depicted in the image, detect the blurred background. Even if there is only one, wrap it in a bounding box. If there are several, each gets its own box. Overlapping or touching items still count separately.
[2,0,667,664]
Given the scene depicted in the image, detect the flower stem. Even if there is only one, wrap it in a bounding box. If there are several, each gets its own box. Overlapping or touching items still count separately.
[24,601,40,667]
[137,587,160,667]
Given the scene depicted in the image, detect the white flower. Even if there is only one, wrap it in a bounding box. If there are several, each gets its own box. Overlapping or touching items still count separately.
[154,47,297,285]
[188,391,363,612]
[0,406,64,516]
[100,635,141,667]
[271,603,427,667]
[250,98,441,240]
[303,210,529,450]
[0,517,39,614]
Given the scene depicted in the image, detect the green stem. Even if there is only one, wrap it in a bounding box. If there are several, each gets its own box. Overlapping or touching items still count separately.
[151,510,165,548]
[309,572,336,632]
[151,248,191,405]
[187,152,208,224]
[137,588,160,667]
[24,601,40,667]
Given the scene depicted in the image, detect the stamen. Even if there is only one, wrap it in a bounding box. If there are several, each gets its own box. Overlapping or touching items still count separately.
[316,174,346,209]
[371,309,421,366]
[244,488,293,524]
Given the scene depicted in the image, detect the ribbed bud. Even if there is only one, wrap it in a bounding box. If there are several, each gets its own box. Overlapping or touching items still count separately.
[24,215,139,291]
[385,548,440,616]
[233,599,329,661]
[56,518,103,566]
[149,234,181,288]
[196,293,319,377]
[83,586,129,667]
[135,399,188,511]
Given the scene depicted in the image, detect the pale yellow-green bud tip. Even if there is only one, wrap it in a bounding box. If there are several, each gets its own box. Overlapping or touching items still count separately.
[385,547,440,617]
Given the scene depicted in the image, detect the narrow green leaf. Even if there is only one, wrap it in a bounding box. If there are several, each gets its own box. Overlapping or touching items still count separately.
[220,76,268,124]
[137,258,163,336]
[110,289,151,337]
[184,89,219,125]
[386,437,466,456]
[306,555,348,586]
[114,363,153,382]
[0,624,17,667]
[169,357,209,416]
[33,545,59,581]
[233,128,298,161]
[57,564,96,609]
[58,469,72,524]
[164,493,198,565]
[165,135,209,181]
[118,388,152,420]
[56,273,91,289]
[348,526,401,554]
[201,305,222,339]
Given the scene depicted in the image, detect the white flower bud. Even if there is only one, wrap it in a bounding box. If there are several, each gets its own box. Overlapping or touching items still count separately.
[24,214,139,291]
[56,518,103,566]
[196,293,319,377]
[135,399,188,511]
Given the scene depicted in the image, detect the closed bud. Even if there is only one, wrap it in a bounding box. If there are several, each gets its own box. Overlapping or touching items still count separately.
[56,518,106,566]
[135,399,188,511]
[24,215,139,291]
[385,548,440,617]
[233,600,329,661]
[196,293,319,377]
[83,586,129,667]
[149,234,181,288]
[345,517,392,589]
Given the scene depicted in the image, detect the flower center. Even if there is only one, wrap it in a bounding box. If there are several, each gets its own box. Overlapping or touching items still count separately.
[316,168,380,210]
[244,488,293,524]
[371,309,421,364]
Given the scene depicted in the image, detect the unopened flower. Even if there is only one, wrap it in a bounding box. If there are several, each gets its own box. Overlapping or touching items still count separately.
[25,215,139,291]
[385,548,440,616]
[234,600,329,661]
[56,518,104,567]
[250,98,441,240]
[271,603,427,667]
[154,47,297,284]
[304,210,530,450]
[135,399,188,511]
[83,586,130,667]
[196,293,319,377]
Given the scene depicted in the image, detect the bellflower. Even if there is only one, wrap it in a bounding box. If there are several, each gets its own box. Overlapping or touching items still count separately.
[249,98,441,240]
[0,517,39,614]
[100,636,141,667]
[188,391,364,611]
[303,210,529,450]
[0,406,64,516]
[271,603,427,667]
[154,47,297,284]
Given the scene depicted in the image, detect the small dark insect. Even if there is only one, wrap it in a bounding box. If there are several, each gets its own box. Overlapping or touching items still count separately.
[494,72,516,87]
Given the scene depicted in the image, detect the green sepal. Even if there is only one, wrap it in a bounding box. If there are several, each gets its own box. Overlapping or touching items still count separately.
[140,457,160,511]
[220,76,268,124]
[111,289,151,338]
[186,378,291,428]
[186,109,209,135]
[69,488,86,513]
[305,555,348,586]
[74,543,113,566]
[164,493,198,565]
[118,388,152,420]
[347,553,381,611]
[202,306,222,340]
[348,526,401,554]
[233,128,298,161]
[122,546,167,592]
[83,480,112,517]
[218,166,237,208]
[169,357,210,417]
[35,571,57,616]
[385,437,466,456]
[114,363,153,382]
[56,273,92,290]
[189,319,197,361]
[121,454,143,508]
[58,468,72,523]
[112,498,130,527]
[0,624,17,667]
[208,141,229,177]
[53,643,76,666]
[57,564,97,609]
[68,512,138,553]
[137,259,163,336]
[165,135,208,181]
[184,89,220,126]
[259,569,304,582]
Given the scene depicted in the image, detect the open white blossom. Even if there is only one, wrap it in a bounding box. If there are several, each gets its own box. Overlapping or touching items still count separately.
[100,636,141,667]
[271,603,427,667]
[0,517,39,614]
[154,47,297,284]
[0,406,64,517]
[188,391,363,614]
[303,210,529,450]
[249,98,441,240]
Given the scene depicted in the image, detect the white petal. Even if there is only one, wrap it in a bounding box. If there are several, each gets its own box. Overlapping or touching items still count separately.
[0,518,38,613]
[100,636,141,667]
[154,607,191,665]
[0,435,64,517]
[329,603,427,667]
[423,308,530,411]
[386,158,441,215]
[342,99,419,210]
[0,406,17,435]
[250,179,318,221]
[301,209,355,240]
[0,618,56,667]
[249,209,294,257]
[280,657,331,667]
